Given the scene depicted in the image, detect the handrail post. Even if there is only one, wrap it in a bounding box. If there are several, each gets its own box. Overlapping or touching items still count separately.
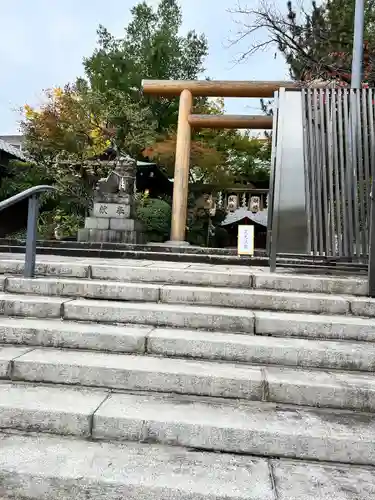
[24,195,39,278]
[368,182,375,296]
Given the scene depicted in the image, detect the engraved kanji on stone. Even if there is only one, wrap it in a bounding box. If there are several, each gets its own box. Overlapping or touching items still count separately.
[99,205,108,215]
[116,205,126,215]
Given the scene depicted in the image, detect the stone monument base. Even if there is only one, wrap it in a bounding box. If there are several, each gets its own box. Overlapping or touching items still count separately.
[78,226,145,244]
[78,202,145,244]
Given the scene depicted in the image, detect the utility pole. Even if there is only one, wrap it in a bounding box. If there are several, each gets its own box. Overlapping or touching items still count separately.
[351,0,365,88]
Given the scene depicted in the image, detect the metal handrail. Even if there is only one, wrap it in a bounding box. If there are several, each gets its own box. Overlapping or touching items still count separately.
[368,183,375,297]
[0,185,56,277]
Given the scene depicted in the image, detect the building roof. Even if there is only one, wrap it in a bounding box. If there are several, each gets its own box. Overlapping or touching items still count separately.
[0,139,27,161]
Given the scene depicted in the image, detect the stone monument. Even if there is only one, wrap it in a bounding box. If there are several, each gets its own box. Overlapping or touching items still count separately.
[78,154,145,244]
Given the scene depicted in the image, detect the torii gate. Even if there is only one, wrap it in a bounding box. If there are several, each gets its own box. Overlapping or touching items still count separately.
[142,79,298,244]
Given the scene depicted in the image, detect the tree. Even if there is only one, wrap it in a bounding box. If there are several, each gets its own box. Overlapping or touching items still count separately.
[230,0,375,85]
[144,129,271,188]
[20,81,157,219]
[144,128,271,188]
[84,0,208,133]
[144,96,271,188]
[22,0,208,163]
[21,82,156,164]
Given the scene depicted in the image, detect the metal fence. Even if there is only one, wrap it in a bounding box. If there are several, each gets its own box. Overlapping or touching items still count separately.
[302,88,375,260]
[268,88,375,271]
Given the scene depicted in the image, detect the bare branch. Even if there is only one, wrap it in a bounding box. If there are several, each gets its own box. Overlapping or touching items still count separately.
[227,0,375,85]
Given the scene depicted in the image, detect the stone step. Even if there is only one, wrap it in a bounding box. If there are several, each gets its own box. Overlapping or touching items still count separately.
[4,276,373,316]
[0,383,108,436]
[0,317,150,353]
[0,346,33,377]
[3,435,374,500]
[4,348,375,411]
[93,392,375,464]
[255,310,375,341]
[0,257,368,295]
[1,383,375,465]
[0,293,256,331]
[2,293,375,337]
[149,328,375,372]
[0,433,275,500]
[91,264,368,295]
[2,318,375,372]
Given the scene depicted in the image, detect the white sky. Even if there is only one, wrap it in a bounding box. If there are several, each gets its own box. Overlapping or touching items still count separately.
[0,0,289,134]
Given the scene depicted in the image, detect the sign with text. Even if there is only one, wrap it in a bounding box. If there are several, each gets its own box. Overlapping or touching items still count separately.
[237,225,254,256]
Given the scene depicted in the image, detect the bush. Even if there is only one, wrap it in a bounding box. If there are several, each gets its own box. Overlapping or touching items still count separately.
[37,209,84,240]
[136,198,171,242]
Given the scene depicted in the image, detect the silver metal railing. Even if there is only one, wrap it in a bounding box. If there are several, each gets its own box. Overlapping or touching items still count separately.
[301,88,375,260]
[269,89,375,284]
[0,185,56,277]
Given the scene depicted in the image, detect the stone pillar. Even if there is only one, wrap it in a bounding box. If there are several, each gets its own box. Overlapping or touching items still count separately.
[78,155,145,244]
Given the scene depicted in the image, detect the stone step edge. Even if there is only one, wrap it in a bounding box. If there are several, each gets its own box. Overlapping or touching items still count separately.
[0,431,274,500]
[0,243,369,274]
[3,433,374,500]
[1,311,375,341]
[2,286,375,320]
[0,259,368,296]
[2,294,375,334]
[0,278,370,317]
[0,245,269,267]
[3,345,375,412]
[2,317,375,372]
[1,383,375,466]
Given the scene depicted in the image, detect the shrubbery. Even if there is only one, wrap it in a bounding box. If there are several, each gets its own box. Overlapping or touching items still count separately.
[136,197,172,243]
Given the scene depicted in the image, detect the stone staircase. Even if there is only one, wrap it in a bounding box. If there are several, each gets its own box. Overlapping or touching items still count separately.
[0,254,375,499]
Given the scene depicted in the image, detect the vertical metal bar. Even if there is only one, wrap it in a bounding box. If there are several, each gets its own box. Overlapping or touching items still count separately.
[362,88,371,254]
[326,89,336,255]
[332,89,343,256]
[24,195,39,278]
[337,88,349,256]
[368,179,375,296]
[362,89,370,250]
[343,89,355,257]
[356,89,366,256]
[301,89,312,254]
[319,89,330,255]
[313,89,324,254]
[350,90,361,258]
[307,90,318,255]
[269,89,286,272]
[266,91,279,257]
[367,88,375,260]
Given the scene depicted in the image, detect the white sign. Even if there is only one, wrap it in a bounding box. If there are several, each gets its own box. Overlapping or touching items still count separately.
[237,225,254,256]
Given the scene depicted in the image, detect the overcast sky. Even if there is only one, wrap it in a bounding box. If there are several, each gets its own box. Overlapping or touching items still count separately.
[0,0,289,134]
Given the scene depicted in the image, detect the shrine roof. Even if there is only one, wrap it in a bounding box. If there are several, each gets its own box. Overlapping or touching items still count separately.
[221,208,268,227]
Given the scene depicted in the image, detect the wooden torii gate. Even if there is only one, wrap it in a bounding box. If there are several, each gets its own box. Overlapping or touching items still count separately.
[142,79,298,244]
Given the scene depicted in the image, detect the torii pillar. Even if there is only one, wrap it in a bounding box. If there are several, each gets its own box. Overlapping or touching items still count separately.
[169,89,193,244]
